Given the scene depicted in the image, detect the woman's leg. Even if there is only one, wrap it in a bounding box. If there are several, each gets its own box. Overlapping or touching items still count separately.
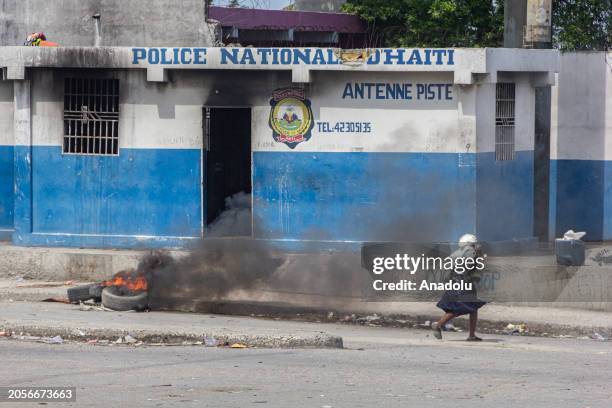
[467,311,481,340]
[432,312,456,339]
[437,312,456,328]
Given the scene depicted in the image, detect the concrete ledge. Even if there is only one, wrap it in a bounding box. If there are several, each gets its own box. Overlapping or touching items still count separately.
[0,243,189,281]
[0,302,343,349]
[1,324,343,348]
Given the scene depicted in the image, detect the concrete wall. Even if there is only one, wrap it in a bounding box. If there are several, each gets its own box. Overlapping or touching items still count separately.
[476,73,536,242]
[551,52,612,241]
[17,68,481,247]
[0,0,214,47]
[14,68,293,248]
[4,60,544,248]
[252,71,476,243]
[0,81,14,239]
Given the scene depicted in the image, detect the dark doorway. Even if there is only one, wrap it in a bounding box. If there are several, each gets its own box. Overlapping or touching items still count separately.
[203,107,252,235]
[533,87,550,242]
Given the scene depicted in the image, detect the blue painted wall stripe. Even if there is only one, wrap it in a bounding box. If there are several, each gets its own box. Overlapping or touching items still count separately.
[0,145,14,236]
[551,159,612,241]
[14,146,202,246]
[252,151,476,242]
[476,151,534,242]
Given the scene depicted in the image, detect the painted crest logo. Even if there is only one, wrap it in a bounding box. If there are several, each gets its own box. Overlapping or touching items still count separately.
[269,88,314,149]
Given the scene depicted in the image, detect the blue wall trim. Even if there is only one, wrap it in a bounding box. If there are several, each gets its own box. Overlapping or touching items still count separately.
[13,146,202,248]
[551,159,611,241]
[476,151,534,242]
[0,145,14,236]
[8,148,544,249]
[253,151,476,242]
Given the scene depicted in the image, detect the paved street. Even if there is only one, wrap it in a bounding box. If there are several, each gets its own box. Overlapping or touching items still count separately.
[2,322,611,408]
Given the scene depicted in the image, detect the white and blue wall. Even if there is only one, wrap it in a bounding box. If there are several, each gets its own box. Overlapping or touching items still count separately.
[6,69,296,248]
[251,71,538,246]
[252,71,477,243]
[11,69,204,247]
[0,47,559,249]
[475,73,535,243]
[551,52,612,241]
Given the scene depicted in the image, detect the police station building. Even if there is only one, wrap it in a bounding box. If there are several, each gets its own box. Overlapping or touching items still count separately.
[0,45,561,249]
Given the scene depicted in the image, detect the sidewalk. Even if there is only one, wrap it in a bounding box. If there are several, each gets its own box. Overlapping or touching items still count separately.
[1,279,611,339]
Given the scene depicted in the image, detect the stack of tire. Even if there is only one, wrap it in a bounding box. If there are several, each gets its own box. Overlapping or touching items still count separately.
[67,284,148,311]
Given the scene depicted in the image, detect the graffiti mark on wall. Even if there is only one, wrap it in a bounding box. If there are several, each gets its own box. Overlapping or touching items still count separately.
[269,88,314,149]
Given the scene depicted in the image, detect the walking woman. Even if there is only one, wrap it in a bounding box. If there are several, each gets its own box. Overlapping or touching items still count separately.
[432,234,486,341]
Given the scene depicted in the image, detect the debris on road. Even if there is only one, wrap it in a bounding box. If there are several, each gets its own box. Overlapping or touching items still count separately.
[230,343,247,348]
[204,336,218,347]
[46,335,64,344]
[591,332,608,341]
[444,323,462,332]
[505,323,527,334]
[124,334,138,344]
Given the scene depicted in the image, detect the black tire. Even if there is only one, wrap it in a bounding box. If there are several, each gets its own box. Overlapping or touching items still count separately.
[101,287,149,311]
[89,284,104,301]
[67,284,97,303]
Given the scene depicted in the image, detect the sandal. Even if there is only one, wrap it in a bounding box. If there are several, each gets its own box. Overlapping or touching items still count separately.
[431,323,442,340]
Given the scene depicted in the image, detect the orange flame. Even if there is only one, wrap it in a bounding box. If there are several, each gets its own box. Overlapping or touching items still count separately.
[103,274,148,292]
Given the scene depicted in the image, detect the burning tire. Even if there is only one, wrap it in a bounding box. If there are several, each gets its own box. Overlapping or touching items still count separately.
[101,286,149,311]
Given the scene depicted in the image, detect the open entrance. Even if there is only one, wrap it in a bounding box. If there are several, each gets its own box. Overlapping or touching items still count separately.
[203,107,252,236]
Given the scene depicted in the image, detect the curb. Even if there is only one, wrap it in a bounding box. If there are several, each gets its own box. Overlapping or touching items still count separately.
[0,323,344,349]
[162,300,612,340]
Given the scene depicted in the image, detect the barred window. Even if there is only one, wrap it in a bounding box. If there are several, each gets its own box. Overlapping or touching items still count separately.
[63,78,119,155]
[495,83,515,161]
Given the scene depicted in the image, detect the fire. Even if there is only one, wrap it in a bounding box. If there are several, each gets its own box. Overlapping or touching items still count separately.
[103,272,148,292]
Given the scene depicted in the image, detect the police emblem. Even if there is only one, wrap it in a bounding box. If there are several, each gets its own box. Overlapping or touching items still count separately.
[268,88,314,149]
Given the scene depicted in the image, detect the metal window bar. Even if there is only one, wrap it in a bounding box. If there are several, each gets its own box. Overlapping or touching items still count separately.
[495,83,515,161]
[63,78,119,155]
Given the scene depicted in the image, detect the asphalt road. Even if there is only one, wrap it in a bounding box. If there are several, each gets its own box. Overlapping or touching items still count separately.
[1,325,611,408]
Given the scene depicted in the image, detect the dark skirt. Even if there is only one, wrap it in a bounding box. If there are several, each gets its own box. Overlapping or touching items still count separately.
[436,288,486,316]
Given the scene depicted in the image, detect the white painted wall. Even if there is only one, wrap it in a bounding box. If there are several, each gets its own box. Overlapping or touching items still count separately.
[252,71,472,153]
[0,81,13,145]
[28,69,291,150]
[551,52,611,160]
[23,67,544,157]
[476,73,535,153]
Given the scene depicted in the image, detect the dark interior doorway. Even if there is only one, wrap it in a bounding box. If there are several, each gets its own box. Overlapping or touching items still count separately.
[534,87,550,242]
[203,107,252,235]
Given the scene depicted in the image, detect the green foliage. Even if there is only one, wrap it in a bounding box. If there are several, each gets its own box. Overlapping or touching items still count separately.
[344,0,610,50]
[342,0,505,47]
[553,0,611,51]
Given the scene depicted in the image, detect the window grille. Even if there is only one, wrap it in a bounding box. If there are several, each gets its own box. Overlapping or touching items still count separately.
[495,83,515,161]
[63,78,119,155]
